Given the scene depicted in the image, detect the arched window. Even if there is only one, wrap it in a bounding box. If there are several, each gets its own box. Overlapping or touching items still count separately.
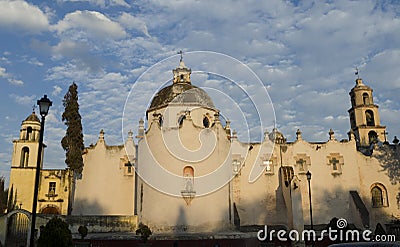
[158,115,163,127]
[363,93,370,105]
[371,183,388,207]
[183,166,194,192]
[20,147,29,167]
[203,116,210,128]
[365,110,375,126]
[26,127,33,140]
[368,131,378,144]
[178,115,186,126]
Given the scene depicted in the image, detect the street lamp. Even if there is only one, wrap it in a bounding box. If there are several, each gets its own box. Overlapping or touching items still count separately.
[29,95,52,247]
[306,170,314,246]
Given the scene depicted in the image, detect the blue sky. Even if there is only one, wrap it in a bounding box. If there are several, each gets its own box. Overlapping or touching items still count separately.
[1,0,400,183]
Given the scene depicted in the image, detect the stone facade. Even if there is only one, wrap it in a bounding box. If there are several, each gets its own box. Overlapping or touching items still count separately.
[6,60,400,237]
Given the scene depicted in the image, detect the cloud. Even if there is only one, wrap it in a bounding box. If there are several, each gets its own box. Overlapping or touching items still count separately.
[53,10,127,40]
[52,85,63,96]
[57,0,130,8]
[0,0,49,33]
[118,12,151,37]
[0,67,24,85]
[9,94,36,106]
[51,40,103,72]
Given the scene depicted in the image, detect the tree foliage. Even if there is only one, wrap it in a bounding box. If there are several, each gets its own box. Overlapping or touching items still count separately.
[135,223,152,243]
[61,82,84,175]
[78,225,88,239]
[0,177,8,214]
[38,217,73,247]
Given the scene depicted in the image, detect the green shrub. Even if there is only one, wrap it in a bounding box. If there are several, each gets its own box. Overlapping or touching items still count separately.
[135,223,152,243]
[38,217,72,247]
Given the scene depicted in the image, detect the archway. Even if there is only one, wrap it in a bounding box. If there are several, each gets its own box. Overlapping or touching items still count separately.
[6,210,31,247]
[40,205,60,215]
[368,131,378,145]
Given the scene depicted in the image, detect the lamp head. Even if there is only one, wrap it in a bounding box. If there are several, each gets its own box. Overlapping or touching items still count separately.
[37,95,52,117]
[306,170,311,181]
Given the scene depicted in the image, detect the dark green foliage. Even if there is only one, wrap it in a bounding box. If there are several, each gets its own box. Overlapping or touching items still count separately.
[61,82,84,175]
[37,217,73,247]
[0,177,8,214]
[78,225,88,239]
[7,185,14,212]
[135,223,152,243]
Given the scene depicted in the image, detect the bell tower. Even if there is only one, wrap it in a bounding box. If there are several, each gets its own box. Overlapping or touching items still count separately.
[348,77,386,147]
[8,111,43,211]
[11,111,42,168]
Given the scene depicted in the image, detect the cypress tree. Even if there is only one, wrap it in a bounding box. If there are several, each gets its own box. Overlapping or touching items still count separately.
[61,82,84,175]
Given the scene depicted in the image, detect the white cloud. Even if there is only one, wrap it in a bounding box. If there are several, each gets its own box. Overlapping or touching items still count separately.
[0,0,49,33]
[9,94,36,106]
[8,78,24,86]
[53,10,127,39]
[52,85,63,96]
[0,67,6,77]
[57,0,130,8]
[0,67,24,85]
[118,12,151,37]
[28,57,44,67]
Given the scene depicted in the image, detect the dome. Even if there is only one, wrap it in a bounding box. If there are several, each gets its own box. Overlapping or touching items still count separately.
[24,112,40,122]
[148,83,215,111]
[147,59,216,112]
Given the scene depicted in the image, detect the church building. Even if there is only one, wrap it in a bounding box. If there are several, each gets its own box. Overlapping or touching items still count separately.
[7,59,400,239]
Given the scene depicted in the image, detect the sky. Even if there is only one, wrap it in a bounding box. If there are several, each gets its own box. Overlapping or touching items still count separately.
[1,0,400,183]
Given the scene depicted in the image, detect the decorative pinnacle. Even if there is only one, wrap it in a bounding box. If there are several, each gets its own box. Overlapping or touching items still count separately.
[355,67,360,79]
[178,50,183,62]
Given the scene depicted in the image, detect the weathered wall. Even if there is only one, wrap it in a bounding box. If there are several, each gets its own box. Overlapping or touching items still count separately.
[73,132,136,216]
[138,110,232,233]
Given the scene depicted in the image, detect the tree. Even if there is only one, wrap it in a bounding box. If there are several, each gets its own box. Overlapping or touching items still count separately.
[7,185,15,212]
[61,82,84,175]
[135,223,152,243]
[78,225,88,239]
[37,217,73,247]
[0,177,8,214]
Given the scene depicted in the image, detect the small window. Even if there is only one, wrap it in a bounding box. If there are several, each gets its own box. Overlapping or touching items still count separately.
[365,110,375,126]
[158,115,163,127]
[183,166,194,192]
[371,183,388,207]
[178,115,186,126]
[180,74,184,82]
[363,93,370,105]
[296,159,305,171]
[20,147,29,167]
[372,186,383,207]
[27,127,33,140]
[368,131,378,144]
[203,116,210,128]
[49,182,56,195]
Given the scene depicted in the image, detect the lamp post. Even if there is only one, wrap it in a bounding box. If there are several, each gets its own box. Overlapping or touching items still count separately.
[306,170,314,246]
[29,95,52,247]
